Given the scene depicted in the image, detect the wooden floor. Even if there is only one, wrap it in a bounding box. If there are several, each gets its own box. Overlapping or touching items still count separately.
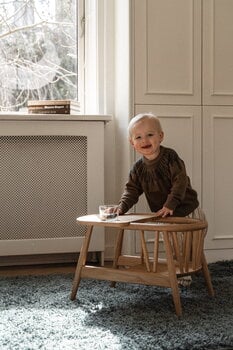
[0,252,108,277]
[0,263,77,277]
[0,261,113,277]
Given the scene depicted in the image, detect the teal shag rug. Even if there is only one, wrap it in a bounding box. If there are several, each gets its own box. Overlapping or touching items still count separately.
[0,260,233,350]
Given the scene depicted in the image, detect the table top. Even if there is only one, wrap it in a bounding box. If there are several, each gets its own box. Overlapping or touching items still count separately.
[76,213,157,227]
[76,213,207,231]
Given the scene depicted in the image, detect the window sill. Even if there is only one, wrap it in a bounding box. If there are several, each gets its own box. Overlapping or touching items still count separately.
[0,113,112,123]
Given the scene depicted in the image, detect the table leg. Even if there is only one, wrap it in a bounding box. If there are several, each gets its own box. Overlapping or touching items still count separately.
[70,225,93,300]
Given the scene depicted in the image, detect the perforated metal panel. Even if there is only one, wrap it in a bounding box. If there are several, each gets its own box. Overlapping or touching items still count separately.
[0,135,87,241]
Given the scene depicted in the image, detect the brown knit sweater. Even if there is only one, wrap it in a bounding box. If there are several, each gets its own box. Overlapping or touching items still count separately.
[118,146,199,217]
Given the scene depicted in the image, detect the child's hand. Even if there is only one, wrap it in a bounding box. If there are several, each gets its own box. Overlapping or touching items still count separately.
[108,206,122,215]
[154,206,173,218]
[116,207,123,215]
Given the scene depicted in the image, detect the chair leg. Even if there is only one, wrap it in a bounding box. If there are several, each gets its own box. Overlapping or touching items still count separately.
[152,231,159,272]
[110,229,124,288]
[170,281,182,317]
[163,231,182,316]
[140,230,150,272]
[201,253,215,296]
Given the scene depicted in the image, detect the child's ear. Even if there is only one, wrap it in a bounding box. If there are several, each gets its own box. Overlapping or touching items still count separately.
[160,131,164,143]
[129,138,134,146]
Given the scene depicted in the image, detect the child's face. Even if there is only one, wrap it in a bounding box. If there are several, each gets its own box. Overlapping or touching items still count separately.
[130,118,164,160]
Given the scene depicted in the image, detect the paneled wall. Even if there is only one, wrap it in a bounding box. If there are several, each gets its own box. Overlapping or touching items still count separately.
[131,0,233,262]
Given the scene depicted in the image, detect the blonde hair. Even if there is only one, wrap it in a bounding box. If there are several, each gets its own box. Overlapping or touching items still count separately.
[128,113,163,138]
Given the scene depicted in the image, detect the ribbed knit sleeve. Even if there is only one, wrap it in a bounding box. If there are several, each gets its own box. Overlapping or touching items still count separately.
[163,151,188,210]
[118,161,144,214]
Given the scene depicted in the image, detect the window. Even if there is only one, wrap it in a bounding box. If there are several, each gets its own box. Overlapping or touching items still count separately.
[0,0,81,112]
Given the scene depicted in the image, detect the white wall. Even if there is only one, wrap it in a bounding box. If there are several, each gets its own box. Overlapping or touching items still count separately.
[93,0,133,259]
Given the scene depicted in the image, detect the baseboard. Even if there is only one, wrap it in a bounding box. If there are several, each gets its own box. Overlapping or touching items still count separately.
[0,252,102,267]
[205,248,233,263]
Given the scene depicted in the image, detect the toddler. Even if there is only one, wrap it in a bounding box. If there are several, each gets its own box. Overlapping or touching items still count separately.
[117,113,199,218]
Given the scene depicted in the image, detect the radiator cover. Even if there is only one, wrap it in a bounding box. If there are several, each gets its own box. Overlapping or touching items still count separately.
[0,116,106,257]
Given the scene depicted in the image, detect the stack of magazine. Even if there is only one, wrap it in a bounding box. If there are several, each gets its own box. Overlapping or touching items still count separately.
[27,100,80,114]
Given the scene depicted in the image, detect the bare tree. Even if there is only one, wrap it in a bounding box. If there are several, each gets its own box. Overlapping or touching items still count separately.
[0,0,77,111]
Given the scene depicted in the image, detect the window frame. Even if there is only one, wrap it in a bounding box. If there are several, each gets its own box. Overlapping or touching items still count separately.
[0,0,82,113]
[82,0,114,115]
[0,0,115,115]
[77,0,85,113]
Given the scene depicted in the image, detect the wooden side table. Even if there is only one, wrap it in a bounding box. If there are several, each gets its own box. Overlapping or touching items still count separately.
[70,214,214,316]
